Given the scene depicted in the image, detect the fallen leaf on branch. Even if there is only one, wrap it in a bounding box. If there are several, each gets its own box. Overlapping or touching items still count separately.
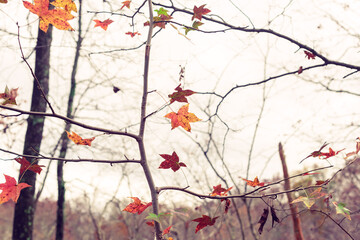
[0,174,31,204]
[66,131,95,146]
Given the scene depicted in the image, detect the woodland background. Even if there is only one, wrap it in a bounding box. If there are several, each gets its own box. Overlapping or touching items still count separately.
[1,0,360,239]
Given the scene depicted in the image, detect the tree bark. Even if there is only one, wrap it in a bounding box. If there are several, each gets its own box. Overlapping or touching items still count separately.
[55,1,82,239]
[12,26,53,240]
[278,142,304,240]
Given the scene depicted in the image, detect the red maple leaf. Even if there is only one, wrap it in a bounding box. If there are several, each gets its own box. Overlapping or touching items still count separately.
[168,84,195,104]
[93,19,114,31]
[304,50,315,59]
[125,31,141,37]
[159,151,186,172]
[15,157,45,175]
[299,142,329,163]
[162,225,172,236]
[164,104,201,132]
[242,176,265,187]
[192,4,211,21]
[120,0,131,10]
[123,197,152,215]
[0,86,18,105]
[211,184,232,196]
[0,174,31,204]
[319,147,345,159]
[146,221,155,227]
[192,215,219,233]
[66,131,95,146]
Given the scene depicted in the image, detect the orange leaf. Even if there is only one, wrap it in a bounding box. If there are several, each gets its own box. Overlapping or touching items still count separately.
[0,0,8,4]
[122,197,152,215]
[51,0,77,13]
[66,131,95,146]
[162,225,172,236]
[15,157,45,175]
[93,19,114,31]
[211,184,232,196]
[125,31,141,37]
[165,104,201,132]
[120,0,131,10]
[242,176,265,187]
[192,215,218,233]
[23,0,75,32]
[0,175,31,204]
[192,4,211,21]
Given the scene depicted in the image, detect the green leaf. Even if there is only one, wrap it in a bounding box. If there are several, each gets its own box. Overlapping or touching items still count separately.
[145,212,171,223]
[333,201,351,220]
[155,7,168,16]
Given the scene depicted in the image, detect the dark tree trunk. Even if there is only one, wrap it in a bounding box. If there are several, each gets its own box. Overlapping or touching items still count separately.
[55,1,82,239]
[12,26,53,240]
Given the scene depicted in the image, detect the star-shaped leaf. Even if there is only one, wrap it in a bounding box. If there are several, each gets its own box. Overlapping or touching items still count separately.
[192,4,211,21]
[15,157,45,175]
[122,197,152,215]
[168,84,195,104]
[23,0,75,32]
[159,151,186,172]
[242,176,265,187]
[0,175,31,204]
[165,104,201,132]
[120,0,131,10]
[192,215,219,233]
[93,19,114,31]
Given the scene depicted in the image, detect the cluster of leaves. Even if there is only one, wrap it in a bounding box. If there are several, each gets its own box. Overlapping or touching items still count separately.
[12,1,360,238]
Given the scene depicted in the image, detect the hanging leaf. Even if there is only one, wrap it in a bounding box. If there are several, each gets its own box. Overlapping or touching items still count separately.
[0,175,31,204]
[165,104,201,132]
[258,208,269,234]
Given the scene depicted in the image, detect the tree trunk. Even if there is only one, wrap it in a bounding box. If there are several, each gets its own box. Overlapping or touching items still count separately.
[12,26,53,240]
[55,1,82,239]
[278,142,304,240]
